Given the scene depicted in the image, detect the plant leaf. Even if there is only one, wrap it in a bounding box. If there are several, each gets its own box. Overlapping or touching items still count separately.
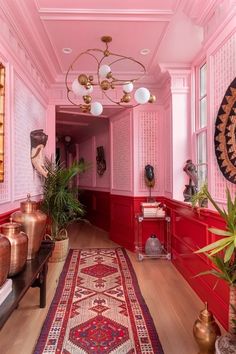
[208,228,232,236]
[224,243,235,262]
[195,236,234,254]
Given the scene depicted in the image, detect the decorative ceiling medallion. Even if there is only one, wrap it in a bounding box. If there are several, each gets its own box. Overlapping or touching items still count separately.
[214,77,236,184]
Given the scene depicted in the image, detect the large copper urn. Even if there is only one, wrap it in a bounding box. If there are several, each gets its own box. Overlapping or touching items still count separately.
[0,234,11,286]
[1,219,28,276]
[11,194,47,259]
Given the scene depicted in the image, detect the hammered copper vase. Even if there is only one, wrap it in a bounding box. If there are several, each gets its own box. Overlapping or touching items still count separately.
[0,234,11,286]
[0,218,28,276]
[11,194,47,259]
[193,302,221,354]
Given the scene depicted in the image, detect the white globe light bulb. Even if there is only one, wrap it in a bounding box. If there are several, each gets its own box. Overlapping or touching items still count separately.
[123,82,134,93]
[71,79,81,95]
[99,64,111,78]
[90,102,103,116]
[134,87,150,104]
[77,84,87,96]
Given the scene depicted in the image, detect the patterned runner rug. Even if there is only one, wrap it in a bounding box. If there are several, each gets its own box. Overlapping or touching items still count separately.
[34,248,164,354]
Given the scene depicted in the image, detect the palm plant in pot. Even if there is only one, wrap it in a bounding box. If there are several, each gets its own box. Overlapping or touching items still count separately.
[192,184,236,348]
[40,159,85,262]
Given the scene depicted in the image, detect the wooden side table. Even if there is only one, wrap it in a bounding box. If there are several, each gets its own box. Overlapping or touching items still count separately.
[0,240,54,329]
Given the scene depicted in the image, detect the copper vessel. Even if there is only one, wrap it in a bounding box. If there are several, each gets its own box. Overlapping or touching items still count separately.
[0,234,11,286]
[11,194,47,259]
[1,218,28,276]
[193,302,221,354]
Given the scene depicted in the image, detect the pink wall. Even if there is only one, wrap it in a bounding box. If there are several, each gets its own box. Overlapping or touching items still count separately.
[0,8,48,214]
[78,124,110,191]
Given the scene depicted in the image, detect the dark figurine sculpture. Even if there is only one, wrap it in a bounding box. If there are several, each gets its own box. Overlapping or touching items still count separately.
[144,164,155,201]
[183,159,198,202]
[145,164,155,187]
[96,146,106,176]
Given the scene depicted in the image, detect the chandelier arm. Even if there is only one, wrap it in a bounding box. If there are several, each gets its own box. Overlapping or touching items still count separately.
[109,53,146,73]
[65,50,103,92]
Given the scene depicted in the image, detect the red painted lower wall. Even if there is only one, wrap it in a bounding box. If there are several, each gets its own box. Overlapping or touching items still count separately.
[109,194,228,330]
[79,190,110,232]
[0,194,229,330]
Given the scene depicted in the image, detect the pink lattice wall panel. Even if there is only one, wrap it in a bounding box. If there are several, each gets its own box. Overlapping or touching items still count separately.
[137,110,160,192]
[211,31,236,202]
[79,137,94,187]
[111,111,132,194]
[14,74,46,200]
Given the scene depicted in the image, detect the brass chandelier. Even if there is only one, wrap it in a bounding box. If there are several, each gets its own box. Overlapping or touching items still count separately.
[65,36,156,116]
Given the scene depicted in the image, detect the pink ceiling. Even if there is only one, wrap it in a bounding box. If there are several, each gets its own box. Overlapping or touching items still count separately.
[4,0,205,85]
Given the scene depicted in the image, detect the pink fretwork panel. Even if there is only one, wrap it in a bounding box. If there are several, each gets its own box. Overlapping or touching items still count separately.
[211,31,236,202]
[13,75,46,199]
[111,112,132,193]
[138,110,160,192]
[164,105,172,196]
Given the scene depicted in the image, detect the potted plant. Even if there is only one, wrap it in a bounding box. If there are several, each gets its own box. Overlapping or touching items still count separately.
[192,184,236,348]
[40,159,85,262]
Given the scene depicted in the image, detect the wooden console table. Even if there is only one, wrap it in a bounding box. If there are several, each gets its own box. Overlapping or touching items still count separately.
[0,240,54,329]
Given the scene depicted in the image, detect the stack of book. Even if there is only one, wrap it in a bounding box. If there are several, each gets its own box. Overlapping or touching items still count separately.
[141,202,165,218]
[0,279,12,306]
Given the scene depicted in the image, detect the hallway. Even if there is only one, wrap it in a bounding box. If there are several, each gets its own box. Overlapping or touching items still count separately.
[0,221,223,354]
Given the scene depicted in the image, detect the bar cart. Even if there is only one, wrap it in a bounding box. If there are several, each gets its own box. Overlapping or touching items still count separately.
[135,213,171,261]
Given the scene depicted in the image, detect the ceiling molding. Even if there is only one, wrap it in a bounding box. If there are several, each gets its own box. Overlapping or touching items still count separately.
[1,1,60,85]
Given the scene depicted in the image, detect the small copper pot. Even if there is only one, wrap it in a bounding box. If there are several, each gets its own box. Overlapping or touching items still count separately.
[11,194,47,259]
[0,234,11,286]
[0,218,28,276]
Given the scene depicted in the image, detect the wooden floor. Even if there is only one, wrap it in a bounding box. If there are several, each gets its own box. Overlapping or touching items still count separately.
[0,221,223,354]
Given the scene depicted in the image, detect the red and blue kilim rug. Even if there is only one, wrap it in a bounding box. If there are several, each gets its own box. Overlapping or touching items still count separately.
[34,248,164,354]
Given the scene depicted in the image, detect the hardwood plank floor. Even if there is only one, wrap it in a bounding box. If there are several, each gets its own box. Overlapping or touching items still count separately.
[0,221,224,353]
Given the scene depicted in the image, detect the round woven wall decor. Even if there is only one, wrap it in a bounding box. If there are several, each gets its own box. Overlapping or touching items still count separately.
[214,77,236,184]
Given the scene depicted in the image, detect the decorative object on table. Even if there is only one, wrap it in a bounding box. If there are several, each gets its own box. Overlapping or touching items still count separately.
[214,77,236,184]
[0,279,12,306]
[65,35,156,117]
[96,146,106,176]
[34,248,164,354]
[144,164,155,202]
[183,159,198,201]
[191,185,236,346]
[40,160,85,262]
[141,201,165,218]
[0,234,10,287]
[145,234,162,256]
[193,302,221,354]
[11,194,47,259]
[30,129,48,178]
[0,218,28,276]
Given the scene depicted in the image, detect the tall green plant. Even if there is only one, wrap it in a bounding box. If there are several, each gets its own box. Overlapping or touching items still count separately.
[192,185,236,334]
[41,160,85,240]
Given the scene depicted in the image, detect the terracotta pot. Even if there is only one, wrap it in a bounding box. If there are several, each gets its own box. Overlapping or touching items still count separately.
[11,194,47,259]
[0,235,11,287]
[1,218,28,276]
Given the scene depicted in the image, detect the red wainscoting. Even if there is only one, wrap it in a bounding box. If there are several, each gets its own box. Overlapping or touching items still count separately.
[0,195,229,329]
[79,190,111,232]
[110,195,166,251]
[164,198,228,329]
[109,195,228,330]
[0,209,18,225]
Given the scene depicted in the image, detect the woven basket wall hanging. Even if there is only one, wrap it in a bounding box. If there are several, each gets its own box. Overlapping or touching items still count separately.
[214,77,236,184]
